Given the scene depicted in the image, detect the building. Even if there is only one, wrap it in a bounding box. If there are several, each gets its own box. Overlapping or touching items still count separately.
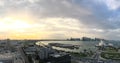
[20,42,71,63]
[70,38,80,41]
[48,53,71,63]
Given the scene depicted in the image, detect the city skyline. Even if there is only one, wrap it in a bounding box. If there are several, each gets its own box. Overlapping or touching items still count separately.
[0,0,120,40]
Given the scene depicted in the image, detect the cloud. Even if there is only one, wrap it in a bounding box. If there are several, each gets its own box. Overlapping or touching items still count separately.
[0,0,120,40]
[94,0,120,10]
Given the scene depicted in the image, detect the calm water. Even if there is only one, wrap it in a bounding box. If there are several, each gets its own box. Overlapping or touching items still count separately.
[37,41,120,52]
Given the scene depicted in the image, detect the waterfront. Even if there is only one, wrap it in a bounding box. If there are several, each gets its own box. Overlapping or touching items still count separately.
[0,39,119,63]
[37,41,120,52]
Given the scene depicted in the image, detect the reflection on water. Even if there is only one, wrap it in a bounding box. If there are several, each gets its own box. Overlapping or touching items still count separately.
[37,41,120,52]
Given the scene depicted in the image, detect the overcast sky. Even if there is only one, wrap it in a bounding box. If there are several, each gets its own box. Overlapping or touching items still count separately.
[0,0,120,40]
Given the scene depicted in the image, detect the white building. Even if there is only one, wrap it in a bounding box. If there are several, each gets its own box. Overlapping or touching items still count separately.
[98,40,106,46]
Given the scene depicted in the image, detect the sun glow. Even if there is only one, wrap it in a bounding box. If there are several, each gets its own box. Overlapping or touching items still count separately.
[0,17,40,39]
[0,17,32,31]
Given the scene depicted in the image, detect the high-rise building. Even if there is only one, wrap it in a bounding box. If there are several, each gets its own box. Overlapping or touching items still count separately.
[5,39,11,50]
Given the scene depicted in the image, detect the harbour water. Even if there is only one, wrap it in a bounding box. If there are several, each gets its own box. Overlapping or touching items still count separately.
[37,41,120,52]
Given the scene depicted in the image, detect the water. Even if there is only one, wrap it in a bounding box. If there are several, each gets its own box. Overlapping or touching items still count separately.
[36,41,120,52]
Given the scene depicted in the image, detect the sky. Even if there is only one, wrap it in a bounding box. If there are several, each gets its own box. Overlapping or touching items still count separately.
[0,0,120,40]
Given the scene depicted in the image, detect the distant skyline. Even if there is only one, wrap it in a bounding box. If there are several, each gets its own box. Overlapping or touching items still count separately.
[0,0,120,40]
